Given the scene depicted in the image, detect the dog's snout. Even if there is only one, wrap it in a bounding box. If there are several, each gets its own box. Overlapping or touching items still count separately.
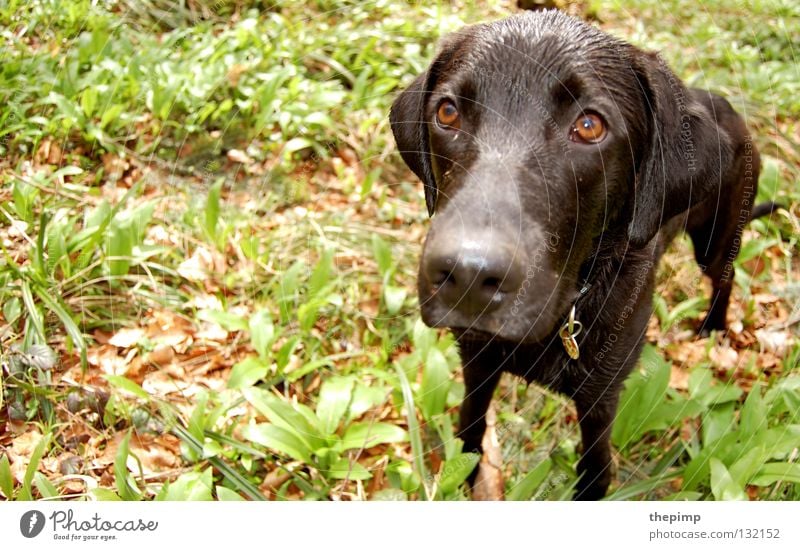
[424,241,524,315]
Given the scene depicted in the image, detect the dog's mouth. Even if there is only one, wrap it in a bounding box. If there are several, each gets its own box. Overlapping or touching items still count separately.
[420,300,566,344]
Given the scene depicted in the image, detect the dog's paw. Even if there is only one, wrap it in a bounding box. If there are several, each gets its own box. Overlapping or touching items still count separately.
[697,318,725,338]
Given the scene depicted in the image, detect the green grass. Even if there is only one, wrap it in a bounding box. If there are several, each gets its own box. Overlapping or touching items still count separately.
[1,0,798,501]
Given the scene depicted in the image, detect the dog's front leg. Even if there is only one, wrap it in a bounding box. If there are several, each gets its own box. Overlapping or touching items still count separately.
[458,358,502,456]
[573,394,618,500]
[456,341,503,481]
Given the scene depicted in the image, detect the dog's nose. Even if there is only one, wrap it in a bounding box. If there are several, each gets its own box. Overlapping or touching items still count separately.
[424,244,524,315]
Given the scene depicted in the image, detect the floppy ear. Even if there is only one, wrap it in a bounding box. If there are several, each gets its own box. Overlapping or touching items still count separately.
[389,72,436,215]
[627,51,733,247]
[389,32,470,216]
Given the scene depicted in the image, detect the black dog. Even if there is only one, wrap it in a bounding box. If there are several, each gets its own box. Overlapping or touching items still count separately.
[390,10,778,499]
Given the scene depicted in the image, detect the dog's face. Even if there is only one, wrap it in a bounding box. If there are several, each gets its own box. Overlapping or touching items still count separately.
[390,12,731,343]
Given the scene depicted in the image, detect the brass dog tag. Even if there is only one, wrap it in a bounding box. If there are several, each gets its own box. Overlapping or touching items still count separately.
[560,306,582,360]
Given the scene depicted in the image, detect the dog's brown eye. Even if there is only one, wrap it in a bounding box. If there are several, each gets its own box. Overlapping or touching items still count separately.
[436,100,460,129]
[571,113,607,143]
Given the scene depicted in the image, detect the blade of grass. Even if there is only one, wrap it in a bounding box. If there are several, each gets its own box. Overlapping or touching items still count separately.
[395,364,429,500]
[33,472,59,499]
[204,431,270,460]
[35,286,87,368]
[20,280,45,343]
[114,431,140,501]
[604,471,681,501]
[20,433,51,501]
[172,424,266,501]
[0,453,16,499]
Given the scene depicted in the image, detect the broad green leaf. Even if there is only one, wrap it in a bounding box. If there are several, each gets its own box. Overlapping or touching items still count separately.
[780,388,800,418]
[276,262,304,323]
[702,403,736,447]
[612,369,647,447]
[33,472,58,499]
[216,486,245,501]
[508,458,552,501]
[202,438,223,459]
[699,384,743,407]
[13,178,37,223]
[640,346,671,407]
[2,297,20,329]
[276,336,301,371]
[756,156,780,203]
[346,384,388,423]
[729,445,768,487]
[639,397,704,434]
[104,375,149,399]
[682,431,739,491]
[81,86,98,117]
[412,318,437,359]
[337,422,407,451]
[227,357,268,389]
[653,294,669,330]
[420,348,450,420]
[100,104,124,129]
[20,280,45,344]
[371,234,393,279]
[114,431,140,501]
[298,297,324,332]
[204,177,224,243]
[436,453,480,496]
[709,458,747,501]
[386,460,421,494]
[667,296,706,327]
[326,457,372,480]
[107,216,133,276]
[737,237,780,264]
[308,249,334,299]
[243,388,325,449]
[750,462,800,486]
[766,377,800,418]
[46,218,68,276]
[91,488,123,501]
[383,285,407,315]
[187,391,209,444]
[359,167,380,199]
[284,356,332,383]
[242,423,311,463]
[163,469,213,501]
[612,346,671,447]
[249,309,276,360]
[688,367,714,400]
[0,454,13,499]
[42,92,83,124]
[33,289,87,368]
[316,376,355,435]
[740,385,766,438]
[19,433,50,501]
[198,309,249,332]
[284,137,312,154]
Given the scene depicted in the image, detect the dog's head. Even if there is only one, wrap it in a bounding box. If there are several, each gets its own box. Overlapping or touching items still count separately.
[390,11,732,343]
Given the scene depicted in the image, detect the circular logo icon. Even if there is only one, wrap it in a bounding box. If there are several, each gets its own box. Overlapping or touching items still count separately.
[20,510,46,538]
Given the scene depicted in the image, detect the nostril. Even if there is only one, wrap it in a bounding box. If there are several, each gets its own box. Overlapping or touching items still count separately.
[432,270,455,287]
[482,277,502,292]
